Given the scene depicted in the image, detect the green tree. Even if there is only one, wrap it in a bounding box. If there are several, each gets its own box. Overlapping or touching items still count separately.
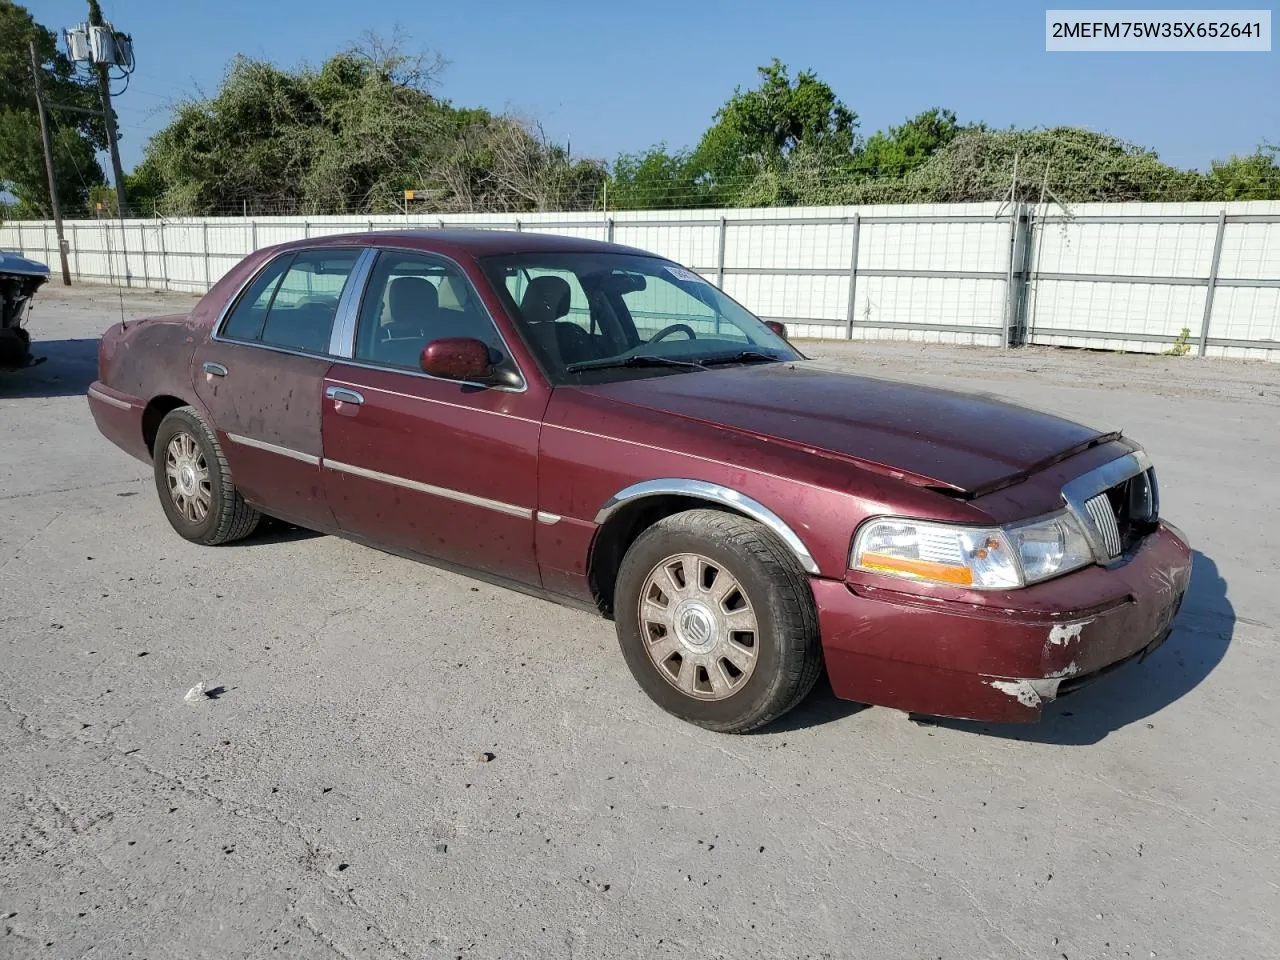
[689,59,859,198]
[855,108,962,180]
[134,37,603,215]
[605,145,707,209]
[1207,144,1280,200]
[846,126,1213,204]
[0,0,107,217]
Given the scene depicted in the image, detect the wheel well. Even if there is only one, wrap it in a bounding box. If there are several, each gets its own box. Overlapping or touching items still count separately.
[142,395,189,457]
[588,494,734,618]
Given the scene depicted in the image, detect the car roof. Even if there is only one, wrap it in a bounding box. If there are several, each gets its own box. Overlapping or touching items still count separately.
[276,228,662,260]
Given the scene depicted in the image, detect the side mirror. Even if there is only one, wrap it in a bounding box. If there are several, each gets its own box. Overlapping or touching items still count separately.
[765,320,789,340]
[420,337,521,388]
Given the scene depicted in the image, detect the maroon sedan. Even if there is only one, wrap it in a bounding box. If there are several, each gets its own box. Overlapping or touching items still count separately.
[87,231,1192,732]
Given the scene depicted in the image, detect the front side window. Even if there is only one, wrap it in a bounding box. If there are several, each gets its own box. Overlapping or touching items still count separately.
[478,252,798,384]
[354,251,510,373]
[220,248,360,355]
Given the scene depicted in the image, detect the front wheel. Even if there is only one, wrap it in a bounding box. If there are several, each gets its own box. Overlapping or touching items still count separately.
[613,508,823,733]
[152,407,260,545]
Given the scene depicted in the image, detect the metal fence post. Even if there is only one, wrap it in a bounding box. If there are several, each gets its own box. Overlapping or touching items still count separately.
[1198,209,1228,357]
[138,222,149,287]
[716,216,727,289]
[606,216,615,243]
[303,220,311,239]
[70,222,78,279]
[515,219,522,232]
[844,213,861,340]
[158,218,169,291]
[120,219,131,287]
[251,220,258,252]
[202,221,210,290]
[1002,202,1027,349]
[101,220,110,284]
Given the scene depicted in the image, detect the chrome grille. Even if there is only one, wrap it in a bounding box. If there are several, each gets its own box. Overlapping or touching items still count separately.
[1084,492,1123,558]
[1062,451,1157,563]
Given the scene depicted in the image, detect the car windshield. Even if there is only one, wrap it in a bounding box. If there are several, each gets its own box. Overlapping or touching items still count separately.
[477,251,800,383]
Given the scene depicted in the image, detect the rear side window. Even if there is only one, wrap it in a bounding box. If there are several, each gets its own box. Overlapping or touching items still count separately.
[220,248,361,355]
[221,254,292,341]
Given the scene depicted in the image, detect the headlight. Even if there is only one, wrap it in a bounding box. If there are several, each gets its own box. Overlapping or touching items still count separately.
[1003,512,1094,584]
[851,511,1094,590]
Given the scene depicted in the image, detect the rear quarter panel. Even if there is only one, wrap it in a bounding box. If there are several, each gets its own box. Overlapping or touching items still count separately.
[96,247,281,442]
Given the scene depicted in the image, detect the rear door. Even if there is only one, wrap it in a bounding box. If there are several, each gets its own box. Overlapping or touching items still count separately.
[320,248,547,585]
[192,246,370,530]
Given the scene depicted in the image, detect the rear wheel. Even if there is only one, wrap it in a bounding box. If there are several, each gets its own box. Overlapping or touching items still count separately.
[152,407,260,545]
[613,508,823,733]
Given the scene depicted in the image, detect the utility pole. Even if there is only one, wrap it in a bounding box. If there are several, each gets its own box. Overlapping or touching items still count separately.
[29,41,72,286]
[87,0,128,217]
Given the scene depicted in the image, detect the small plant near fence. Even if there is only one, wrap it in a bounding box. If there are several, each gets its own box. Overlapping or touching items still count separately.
[1165,327,1193,356]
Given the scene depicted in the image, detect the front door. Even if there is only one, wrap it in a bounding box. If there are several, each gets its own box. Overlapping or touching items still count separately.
[320,249,547,585]
[193,246,365,530]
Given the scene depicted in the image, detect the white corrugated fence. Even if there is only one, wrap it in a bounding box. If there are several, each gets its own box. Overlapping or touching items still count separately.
[2,200,1277,360]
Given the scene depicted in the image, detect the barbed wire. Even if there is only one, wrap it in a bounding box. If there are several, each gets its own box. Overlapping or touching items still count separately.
[5,165,1276,224]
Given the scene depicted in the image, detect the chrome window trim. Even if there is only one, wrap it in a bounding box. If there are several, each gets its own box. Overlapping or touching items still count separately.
[594,478,820,575]
[327,247,378,355]
[225,433,321,466]
[211,244,367,356]
[324,458,532,519]
[336,245,529,394]
[1060,449,1154,561]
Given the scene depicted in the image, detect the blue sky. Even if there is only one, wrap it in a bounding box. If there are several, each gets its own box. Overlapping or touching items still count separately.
[27,0,1279,174]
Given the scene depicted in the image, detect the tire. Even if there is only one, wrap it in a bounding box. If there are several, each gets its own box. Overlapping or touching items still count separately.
[613,508,823,733]
[152,406,260,546]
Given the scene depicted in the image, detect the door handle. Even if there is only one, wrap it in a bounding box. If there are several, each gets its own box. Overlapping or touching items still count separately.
[202,361,228,377]
[325,386,364,405]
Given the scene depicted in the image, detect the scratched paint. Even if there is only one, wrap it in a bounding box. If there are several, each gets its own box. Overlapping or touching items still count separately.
[1047,620,1092,646]
[988,680,1041,708]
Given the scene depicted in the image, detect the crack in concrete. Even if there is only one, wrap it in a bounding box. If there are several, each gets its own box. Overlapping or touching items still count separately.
[295,912,359,960]
[0,510,63,573]
[1086,775,1258,853]
[0,479,143,504]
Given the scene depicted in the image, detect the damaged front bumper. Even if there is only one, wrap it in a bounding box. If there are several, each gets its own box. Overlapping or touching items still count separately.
[1,252,50,370]
[814,522,1193,723]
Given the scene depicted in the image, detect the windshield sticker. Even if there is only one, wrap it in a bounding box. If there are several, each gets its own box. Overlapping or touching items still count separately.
[665,265,705,285]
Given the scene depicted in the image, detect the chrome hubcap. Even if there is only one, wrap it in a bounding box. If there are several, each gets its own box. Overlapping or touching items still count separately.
[637,552,759,701]
[164,432,212,524]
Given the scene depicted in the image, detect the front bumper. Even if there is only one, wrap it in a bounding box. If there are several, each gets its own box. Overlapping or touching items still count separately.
[814,521,1193,723]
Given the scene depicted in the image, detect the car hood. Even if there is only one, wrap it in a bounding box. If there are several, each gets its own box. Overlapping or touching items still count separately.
[579,362,1117,497]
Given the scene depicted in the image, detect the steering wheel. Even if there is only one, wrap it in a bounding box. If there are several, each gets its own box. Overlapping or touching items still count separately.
[648,323,697,343]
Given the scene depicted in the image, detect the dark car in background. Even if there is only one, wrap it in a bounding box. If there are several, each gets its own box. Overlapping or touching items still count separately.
[87,230,1191,732]
[0,251,49,370]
